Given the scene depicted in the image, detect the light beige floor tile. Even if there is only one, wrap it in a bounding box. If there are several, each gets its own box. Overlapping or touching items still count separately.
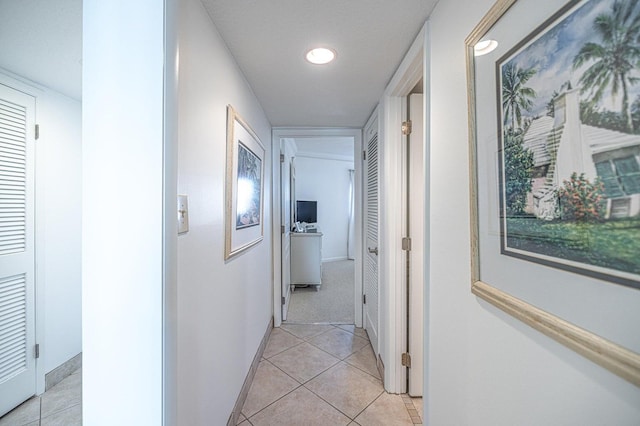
[241,360,299,418]
[249,386,350,426]
[355,392,414,426]
[41,372,82,418]
[337,325,369,340]
[24,422,39,426]
[280,323,335,340]
[307,327,369,359]
[0,396,41,426]
[345,344,380,379]
[412,397,423,422]
[262,328,303,359]
[41,403,82,426]
[238,421,250,426]
[305,362,383,419]
[269,342,340,383]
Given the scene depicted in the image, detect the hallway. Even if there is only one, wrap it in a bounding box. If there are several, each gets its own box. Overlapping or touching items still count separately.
[239,324,422,425]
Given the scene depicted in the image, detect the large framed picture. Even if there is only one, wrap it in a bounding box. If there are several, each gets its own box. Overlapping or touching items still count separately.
[467,0,640,386]
[225,105,265,259]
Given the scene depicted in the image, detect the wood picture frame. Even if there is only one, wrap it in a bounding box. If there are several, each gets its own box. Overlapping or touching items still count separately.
[225,105,265,260]
[466,0,640,387]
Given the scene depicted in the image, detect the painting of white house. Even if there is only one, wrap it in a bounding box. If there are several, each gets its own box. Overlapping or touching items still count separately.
[498,0,640,288]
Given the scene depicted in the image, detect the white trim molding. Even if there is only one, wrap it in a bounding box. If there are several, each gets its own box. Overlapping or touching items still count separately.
[272,128,363,328]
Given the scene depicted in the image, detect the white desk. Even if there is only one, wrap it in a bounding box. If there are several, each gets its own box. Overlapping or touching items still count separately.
[290,231,322,290]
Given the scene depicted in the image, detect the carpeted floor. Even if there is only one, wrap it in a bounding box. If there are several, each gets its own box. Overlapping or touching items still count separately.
[286,259,355,324]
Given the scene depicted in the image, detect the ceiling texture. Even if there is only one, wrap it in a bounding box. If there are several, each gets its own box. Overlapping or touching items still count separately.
[204,0,437,127]
[0,0,82,100]
[0,0,437,128]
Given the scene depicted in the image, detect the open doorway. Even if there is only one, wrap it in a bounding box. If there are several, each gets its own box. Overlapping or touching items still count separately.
[285,136,355,323]
[271,129,363,328]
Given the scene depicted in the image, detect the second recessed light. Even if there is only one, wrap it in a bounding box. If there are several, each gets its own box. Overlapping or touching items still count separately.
[305,47,336,65]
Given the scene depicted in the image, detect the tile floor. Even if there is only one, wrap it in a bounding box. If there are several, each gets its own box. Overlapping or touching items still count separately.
[0,367,82,426]
[240,323,423,425]
[1,324,422,426]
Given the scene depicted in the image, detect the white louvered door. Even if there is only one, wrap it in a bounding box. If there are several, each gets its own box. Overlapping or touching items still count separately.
[364,128,379,354]
[0,84,36,417]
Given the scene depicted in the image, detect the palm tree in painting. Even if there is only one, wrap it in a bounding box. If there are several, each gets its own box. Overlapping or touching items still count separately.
[573,0,640,133]
[502,62,537,131]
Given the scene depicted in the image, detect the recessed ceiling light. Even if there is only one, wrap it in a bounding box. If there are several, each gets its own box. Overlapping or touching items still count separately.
[474,39,498,56]
[305,47,336,65]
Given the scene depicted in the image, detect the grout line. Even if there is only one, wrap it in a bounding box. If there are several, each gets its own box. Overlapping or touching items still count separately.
[301,382,360,421]
[350,389,385,421]
[243,380,304,422]
[402,395,424,425]
[279,323,337,341]
[40,402,82,423]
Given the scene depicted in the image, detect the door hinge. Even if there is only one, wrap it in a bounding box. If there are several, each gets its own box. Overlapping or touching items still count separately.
[402,237,412,251]
[280,153,285,163]
[35,124,40,140]
[401,120,412,136]
[35,344,40,359]
[281,296,286,305]
[281,225,285,234]
[363,294,366,304]
[401,352,411,367]
[363,150,367,161]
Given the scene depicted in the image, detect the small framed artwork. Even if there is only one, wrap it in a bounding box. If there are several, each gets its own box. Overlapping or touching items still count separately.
[467,0,640,386]
[225,105,265,259]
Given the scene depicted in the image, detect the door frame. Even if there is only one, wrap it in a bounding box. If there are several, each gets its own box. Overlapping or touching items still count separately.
[378,21,430,394]
[271,128,363,327]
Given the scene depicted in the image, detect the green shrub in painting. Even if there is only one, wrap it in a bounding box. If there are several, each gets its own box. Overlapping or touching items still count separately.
[556,172,606,222]
[503,130,534,216]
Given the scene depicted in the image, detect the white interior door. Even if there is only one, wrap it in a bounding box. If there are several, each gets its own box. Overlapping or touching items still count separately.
[281,151,292,321]
[408,93,424,396]
[0,84,36,416]
[364,129,379,354]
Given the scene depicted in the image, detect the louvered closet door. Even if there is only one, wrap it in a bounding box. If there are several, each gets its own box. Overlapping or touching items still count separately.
[0,84,36,417]
[364,131,379,354]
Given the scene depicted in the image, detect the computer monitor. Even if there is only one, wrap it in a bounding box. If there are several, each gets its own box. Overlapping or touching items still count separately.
[296,200,317,223]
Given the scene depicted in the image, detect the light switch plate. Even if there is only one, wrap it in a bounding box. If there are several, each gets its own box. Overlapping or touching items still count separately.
[177,195,189,234]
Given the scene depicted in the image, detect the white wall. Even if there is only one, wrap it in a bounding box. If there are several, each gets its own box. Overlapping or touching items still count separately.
[0,71,82,393]
[38,89,82,378]
[176,0,272,424]
[427,0,640,424]
[83,1,167,423]
[295,156,354,262]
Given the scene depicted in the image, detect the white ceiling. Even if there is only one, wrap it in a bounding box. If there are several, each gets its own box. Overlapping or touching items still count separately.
[0,0,82,100]
[203,0,436,127]
[0,0,436,126]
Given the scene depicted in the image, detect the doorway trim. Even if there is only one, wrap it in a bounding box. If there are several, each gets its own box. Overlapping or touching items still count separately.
[271,128,363,327]
[378,22,430,394]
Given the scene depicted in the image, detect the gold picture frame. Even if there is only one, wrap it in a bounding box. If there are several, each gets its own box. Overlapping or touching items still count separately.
[225,105,265,260]
[466,0,640,387]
